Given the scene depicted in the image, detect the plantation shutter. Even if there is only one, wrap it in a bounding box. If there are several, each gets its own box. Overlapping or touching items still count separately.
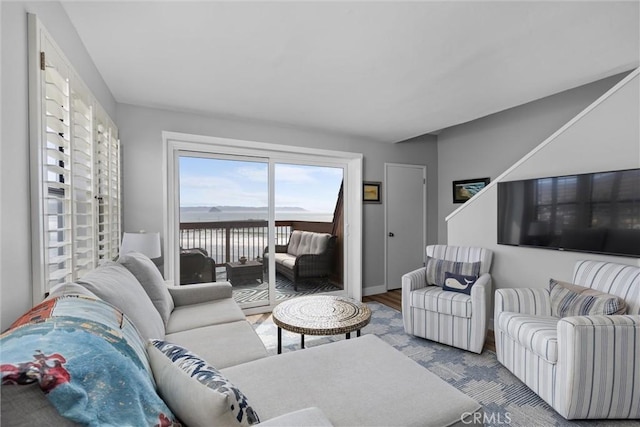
[95,114,121,264]
[71,83,96,277]
[29,15,120,302]
[41,37,74,289]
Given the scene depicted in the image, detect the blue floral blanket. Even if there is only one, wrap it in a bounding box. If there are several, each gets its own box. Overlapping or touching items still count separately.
[1,295,179,426]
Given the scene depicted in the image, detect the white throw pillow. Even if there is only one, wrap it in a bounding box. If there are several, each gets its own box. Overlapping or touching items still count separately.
[147,340,260,426]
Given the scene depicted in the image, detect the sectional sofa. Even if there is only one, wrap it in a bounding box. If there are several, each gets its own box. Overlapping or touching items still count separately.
[1,252,483,426]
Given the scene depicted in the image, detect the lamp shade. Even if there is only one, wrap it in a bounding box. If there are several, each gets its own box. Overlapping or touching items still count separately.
[120,232,161,259]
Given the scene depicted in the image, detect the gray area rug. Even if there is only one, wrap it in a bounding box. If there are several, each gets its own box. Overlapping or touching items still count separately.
[232,274,341,304]
[250,301,637,427]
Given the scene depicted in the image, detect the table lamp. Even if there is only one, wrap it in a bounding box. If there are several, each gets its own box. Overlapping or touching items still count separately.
[120,231,161,259]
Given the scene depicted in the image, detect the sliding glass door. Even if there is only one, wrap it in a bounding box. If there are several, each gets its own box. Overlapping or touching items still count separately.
[178,154,272,308]
[166,133,362,313]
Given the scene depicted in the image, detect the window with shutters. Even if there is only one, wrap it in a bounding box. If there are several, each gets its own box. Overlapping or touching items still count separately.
[29,15,121,303]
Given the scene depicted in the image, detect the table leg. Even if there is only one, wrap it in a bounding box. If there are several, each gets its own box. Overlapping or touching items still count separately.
[346,332,351,340]
[277,327,282,354]
[357,329,361,337]
[301,334,305,349]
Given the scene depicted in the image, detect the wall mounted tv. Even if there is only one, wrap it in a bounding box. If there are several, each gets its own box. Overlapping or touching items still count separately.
[497,168,640,258]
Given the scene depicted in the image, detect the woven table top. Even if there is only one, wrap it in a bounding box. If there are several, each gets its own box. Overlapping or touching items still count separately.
[272,295,371,336]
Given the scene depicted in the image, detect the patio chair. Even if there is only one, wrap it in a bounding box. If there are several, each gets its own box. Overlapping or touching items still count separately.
[179,248,216,285]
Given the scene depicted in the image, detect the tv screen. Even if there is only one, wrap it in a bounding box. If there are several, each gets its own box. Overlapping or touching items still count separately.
[497,169,640,257]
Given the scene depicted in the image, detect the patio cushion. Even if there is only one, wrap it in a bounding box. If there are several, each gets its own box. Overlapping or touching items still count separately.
[286,231,331,256]
[498,312,559,363]
[409,285,473,318]
[274,253,296,269]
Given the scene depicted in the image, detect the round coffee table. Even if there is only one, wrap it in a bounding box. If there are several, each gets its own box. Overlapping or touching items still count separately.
[272,295,372,354]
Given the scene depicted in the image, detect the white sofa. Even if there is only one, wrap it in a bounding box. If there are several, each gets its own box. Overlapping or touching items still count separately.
[494,260,640,420]
[1,252,484,426]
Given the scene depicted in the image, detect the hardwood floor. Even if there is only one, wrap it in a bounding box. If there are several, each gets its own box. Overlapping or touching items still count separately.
[363,289,401,311]
[363,289,496,353]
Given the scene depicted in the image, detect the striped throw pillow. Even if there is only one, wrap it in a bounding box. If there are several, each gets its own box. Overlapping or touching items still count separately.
[549,279,627,318]
[425,256,481,287]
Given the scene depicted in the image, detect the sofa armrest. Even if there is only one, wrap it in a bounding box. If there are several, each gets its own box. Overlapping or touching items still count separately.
[470,273,492,337]
[167,281,232,307]
[258,407,333,426]
[556,314,640,419]
[494,288,551,318]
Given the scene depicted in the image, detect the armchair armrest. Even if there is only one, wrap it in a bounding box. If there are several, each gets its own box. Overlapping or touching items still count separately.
[556,314,640,419]
[494,288,552,318]
[401,267,427,321]
[167,282,232,307]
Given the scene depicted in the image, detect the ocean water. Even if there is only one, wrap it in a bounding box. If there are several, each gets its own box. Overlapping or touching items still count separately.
[179,211,333,223]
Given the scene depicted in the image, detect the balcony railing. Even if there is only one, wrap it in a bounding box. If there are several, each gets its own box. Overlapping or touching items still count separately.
[179,220,332,266]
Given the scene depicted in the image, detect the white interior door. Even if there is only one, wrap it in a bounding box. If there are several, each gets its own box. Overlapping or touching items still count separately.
[385,163,426,290]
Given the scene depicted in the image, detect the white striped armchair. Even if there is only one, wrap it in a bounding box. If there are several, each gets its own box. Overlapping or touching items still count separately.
[495,260,640,420]
[402,245,493,354]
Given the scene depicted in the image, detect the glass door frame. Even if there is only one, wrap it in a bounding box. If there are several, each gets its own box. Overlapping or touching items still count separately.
[163,131,363,314]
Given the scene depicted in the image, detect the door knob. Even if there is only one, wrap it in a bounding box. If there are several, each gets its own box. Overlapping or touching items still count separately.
[388,232,395,237]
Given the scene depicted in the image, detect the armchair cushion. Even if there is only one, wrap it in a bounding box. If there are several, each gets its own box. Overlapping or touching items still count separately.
[549,279,627,318]
[498,312,559,363]
[443,271,478,295]
[425,256,480,287]
[410,286,472,318]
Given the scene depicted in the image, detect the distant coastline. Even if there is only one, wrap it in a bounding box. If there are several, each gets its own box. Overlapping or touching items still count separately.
[180,206,332,223]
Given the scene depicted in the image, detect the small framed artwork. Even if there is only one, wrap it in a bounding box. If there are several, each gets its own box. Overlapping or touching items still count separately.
[363,181,382,204]
[452,177,490,203]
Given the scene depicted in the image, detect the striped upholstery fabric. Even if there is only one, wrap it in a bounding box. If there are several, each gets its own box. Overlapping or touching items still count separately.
[498,312,558,363]
[410,286,472,318]
[402,245,492,354]
[495,260,640,420]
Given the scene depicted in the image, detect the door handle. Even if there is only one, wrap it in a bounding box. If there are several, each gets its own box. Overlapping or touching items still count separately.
[388,232,394,237]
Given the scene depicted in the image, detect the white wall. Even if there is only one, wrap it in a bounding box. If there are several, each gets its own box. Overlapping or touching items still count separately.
[437,72,629,243]
[0,1,116,329]
[116,104,438,294]
[447,72,640,304]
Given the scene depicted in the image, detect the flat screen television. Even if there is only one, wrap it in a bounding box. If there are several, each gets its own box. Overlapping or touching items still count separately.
[497,168,640,258]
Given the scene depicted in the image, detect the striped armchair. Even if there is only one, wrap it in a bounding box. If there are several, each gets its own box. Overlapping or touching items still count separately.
[402,245,493,354]
[495,260,640,420]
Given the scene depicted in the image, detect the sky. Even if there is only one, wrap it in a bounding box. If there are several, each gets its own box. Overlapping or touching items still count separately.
[179,156,343,213]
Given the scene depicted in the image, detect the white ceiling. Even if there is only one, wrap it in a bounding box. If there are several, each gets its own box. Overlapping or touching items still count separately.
[62,1,639,143]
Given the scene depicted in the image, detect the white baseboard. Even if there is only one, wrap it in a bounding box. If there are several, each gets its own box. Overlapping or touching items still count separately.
[362,285,388,296]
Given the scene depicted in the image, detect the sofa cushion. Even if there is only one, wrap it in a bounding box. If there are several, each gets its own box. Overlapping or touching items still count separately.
[258,407,333,427]
[148,340,260,426]
[425,256,481,287]
[221,335,482,426]
[75,262,165,339]
[165,298,246,334]
[287,231,331,257]
[46,282,98,300]
[549,278,627,318]
[165,321,268,369]
[409,285,472,318]
[118,252,175,326]
[498,311,559,363]
[442,271,478,295]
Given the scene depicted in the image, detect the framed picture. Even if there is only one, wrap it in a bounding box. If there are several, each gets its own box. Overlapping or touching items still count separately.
[363,181,382,203]
[452,177,490,203]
